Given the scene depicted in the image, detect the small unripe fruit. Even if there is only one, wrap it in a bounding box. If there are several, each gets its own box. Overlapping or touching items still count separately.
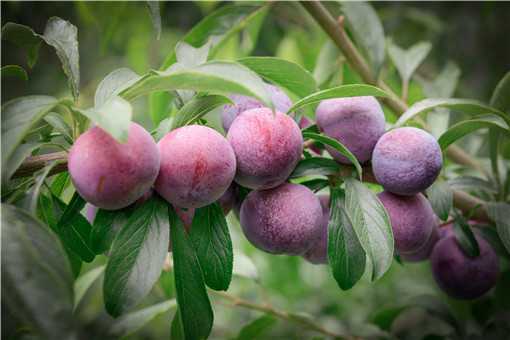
[68,123,160,210]
[240,183,323,255]
[221,84,292,132]
[430,234,499,300]
[316,96,385,164]
[378,191,436,255]
[155,125,236,209]
[372,127,442,195]
[303,195,330,264]
[227,108,303,190]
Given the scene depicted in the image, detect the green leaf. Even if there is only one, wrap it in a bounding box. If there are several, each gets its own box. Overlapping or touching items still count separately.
[104,196,170,317]
[2,18,81,99]
[287,84,388,113]
[388,41,431,83]
[1,95,61,174]
[76,96,133,143]
[175,41,211,68]
[297,178,330,193]
[160,4,269,69]
[302,132,362,180]
[313,41,342,87]
[171,310,185,340]
[328,186,366,290]
[2,142,41,185]
[90,209,127,255]
[94,67,141,108]
[121,61,272,109]
[42,17,80,100]
[1,65,28,80]
[56,192,95,262]
[453,215,480,258]
[149,91,174,126]
[153,117,174,141]
[22,160,60,215]
[169,205,214,340]
[426,180,452,221]
[172,94,232,129]
[238,57,317,98]
[290,157,340,179]
[2,203,76,339]
[342,2,386,75]
[236,315,277,340]
[395,98,510,127]
[1,23,42,67]
[448,176,497,194]
[74,265,105,309]
[344,178,394,281]
[50,172,71,197]
[490,71,510,113]
[438,118,510,150]
[189,203,233,291]
[487,202,510,254]
[44,112,74,143]
[146,1,161,40]
[109,299,177,337]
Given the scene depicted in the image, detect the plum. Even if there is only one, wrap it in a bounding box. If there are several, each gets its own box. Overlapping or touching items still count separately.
[378,191,437,255]
[68,123,160,210]
[430,234,499,299]
[227,108,303,190]
[400,226,440,262]
[221,83,292,132]
[372,127,442,195]
[155,125,236,209]
[217,182,237,215]
[303,195,330,264]
[240,183,323,255]
[85,203,97,224]
[316,96,385,164]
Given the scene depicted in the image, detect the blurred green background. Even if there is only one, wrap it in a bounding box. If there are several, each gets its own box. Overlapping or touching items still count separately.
[2,2,510,339]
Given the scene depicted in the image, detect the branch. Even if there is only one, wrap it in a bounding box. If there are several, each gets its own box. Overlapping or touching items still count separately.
[211,290,357,340]
[300,1,488,177]
[12,150,490,222]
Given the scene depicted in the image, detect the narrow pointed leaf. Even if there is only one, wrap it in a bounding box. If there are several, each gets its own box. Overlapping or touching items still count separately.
[328,187,366,290]
[238,57,317,97]
[487,202,510,254]
[104,196,170,317]
[290,157,340,179]
[172,95,232,129]
[438,118,510,150]
[189,202,233,291]
[1,65,28,80]
[288,84,388,113]
[344,178,394,281]
[146,1,161,40]
[170,206,214,340]
[94,67,141,108]
[426,180,453,221]
[74,265,105,309]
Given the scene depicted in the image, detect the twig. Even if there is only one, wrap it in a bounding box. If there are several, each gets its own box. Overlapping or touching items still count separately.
[300,1,488,177]
[211,290,357,340]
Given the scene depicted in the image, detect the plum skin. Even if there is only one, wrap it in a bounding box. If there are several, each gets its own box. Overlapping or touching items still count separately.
[430,234,499,300]
[372,127,442,195]
[316,96,385,164]
[303,195,330,264]
[68,123,160,210]
[240,183,323,255]
[227,108,303,190]
[378,191,436,255]
[221,83,292,132]
[400,225,439,262]
[155,125,236,209]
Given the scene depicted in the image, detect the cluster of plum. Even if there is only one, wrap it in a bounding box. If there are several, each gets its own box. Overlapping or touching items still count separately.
[69,83,499,301]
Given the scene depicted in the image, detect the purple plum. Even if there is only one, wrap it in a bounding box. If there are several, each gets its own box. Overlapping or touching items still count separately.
[303,195,330,264]
[222,83,292,132]
[240,183,323,255]
[155,125,236,209]
[227,108,303,190]
[68,123,160,210]
[316,96,386,164]
[372,127,442,195]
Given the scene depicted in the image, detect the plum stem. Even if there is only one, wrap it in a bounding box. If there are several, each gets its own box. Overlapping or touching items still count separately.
[300,1,489,178]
